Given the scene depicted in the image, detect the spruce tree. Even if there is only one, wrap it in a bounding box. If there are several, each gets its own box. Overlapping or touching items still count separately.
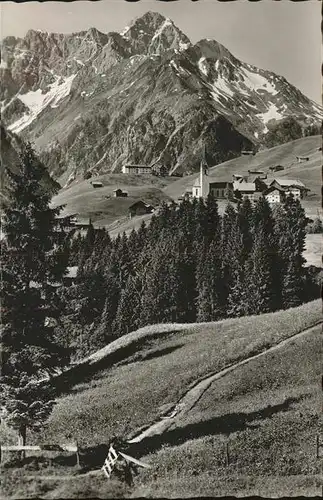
[194,197,208,250]
[112,273,142,336]
[98,275,120,342]
[226,270,249,318]
[173,231,197,323]
[282,259,304,309]
[273,196,307,308]
[246,229,274,315]
[195,238,223,322]
[0,142,70,446]
[222,205,247,316]
[253,197,281,310]
[137,220,148,251]
[283,195,307,269]
[237,197,254,263]
[140,236,181,325]
[79,219,95,267]
[205,193,220,244]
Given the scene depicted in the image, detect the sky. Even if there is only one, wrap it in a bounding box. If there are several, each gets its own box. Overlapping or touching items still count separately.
[0,0,321,104]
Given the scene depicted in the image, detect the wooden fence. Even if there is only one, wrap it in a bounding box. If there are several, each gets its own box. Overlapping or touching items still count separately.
[0,443,80,466]
[101,444,151,479]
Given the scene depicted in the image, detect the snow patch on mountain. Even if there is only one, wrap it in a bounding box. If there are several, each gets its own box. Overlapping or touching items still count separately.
[8,74,76,133]
[310,101,323,118]
[257,103,283,124]
[120,26,130,37]
[198,57,208,76]
[211,74,235,102]
[241,67,278,95]
[179,40,190,51]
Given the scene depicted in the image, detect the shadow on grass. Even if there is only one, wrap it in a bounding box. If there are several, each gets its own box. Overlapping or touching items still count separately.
[2,396,302,475]
[118,343,185,366]
[129,395,303,458]
[45,329,185,397]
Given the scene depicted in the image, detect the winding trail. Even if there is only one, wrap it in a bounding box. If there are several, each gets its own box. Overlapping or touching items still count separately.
[23,320,321,482]
[127,320,322,444]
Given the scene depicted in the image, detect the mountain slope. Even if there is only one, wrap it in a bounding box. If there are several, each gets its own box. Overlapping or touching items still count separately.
[134,322,321,498]
[1,12,321,181]
[164,135,322,207]
[2,300,318,498]
[42,299,321,444]
[0,123,59,203]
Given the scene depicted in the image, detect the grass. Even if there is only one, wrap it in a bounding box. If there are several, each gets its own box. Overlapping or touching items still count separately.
[1,468,130,499]
[131,324,322,497]
[2,300,321,498]
[42,300,321,446]
[50,174,173,225]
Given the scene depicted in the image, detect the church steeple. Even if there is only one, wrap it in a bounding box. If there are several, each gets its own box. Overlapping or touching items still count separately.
[202,144,208,174]
[200,144,209,198]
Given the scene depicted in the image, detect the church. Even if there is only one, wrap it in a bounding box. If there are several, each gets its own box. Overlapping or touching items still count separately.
[191,160,234,200]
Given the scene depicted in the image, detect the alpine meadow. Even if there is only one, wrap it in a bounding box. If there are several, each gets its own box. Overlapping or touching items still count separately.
[0,4,322,499]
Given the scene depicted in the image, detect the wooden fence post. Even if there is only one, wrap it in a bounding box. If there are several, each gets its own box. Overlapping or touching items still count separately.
[225,441,229,467]
[76,442,80,467]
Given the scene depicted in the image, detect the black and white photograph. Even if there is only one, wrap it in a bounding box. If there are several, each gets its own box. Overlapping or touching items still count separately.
[0,0,322,498]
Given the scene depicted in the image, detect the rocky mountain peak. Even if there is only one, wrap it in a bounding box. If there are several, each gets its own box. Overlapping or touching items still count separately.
[1,12,322,183]
[83,27,109,47]
[194,39,238,65]
[120,11,191,55]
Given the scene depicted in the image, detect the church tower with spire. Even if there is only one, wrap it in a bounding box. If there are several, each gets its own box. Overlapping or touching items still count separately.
[192,145,210,199]
[199,144,209,198]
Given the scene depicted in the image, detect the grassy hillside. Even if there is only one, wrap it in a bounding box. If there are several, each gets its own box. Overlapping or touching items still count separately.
[1,300,321,498]
[164,135,321,207]
[51,173,173,225]
[45,300,321,444]
[50,136,321,236]
[135,324,321,498]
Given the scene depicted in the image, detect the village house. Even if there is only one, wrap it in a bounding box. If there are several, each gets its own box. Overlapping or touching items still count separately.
[296,156,309,163]
[90,180,103,188]
[54,213,80,234]
[247,170,267,181]
[122,164,152,174]
[263,185,286,204]
[241,150,256,156]
[269,179,309,199]
[269,165,284,173]
[233,177,267,202]
[178,189,193,201]
[190,154,309,204]
[30,266,79,290]
[128,201,154,218]
[151,163,167,177]
[113,188,128,198]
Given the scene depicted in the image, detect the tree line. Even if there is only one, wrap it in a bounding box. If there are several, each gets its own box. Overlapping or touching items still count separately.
[62,186,319,356]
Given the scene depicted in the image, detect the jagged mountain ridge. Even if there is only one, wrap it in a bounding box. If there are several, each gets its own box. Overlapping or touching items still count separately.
[1,11,322,182]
